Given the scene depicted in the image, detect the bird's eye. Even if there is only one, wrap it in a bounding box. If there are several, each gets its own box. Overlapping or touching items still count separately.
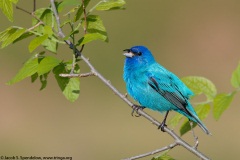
[131,50,142,56]
[128,48,142,56]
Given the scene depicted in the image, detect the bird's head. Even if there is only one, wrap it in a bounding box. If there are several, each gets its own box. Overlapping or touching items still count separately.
[123,46,155,68]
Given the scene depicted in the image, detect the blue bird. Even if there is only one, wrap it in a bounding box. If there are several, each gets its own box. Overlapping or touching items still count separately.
[123,46,210,135]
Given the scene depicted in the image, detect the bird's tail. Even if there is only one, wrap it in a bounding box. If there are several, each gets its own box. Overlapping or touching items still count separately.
[195,116,211,135]
[187,109,211,135]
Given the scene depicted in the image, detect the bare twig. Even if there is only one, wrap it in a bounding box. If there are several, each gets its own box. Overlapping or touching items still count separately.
[16,5,44,28]
[50,1,210,160]
[71,0,87,73]
[70,56,77,74]
[82,0,87,35]
[59,72,95,78]
[190,121,199,149]
[122,143,178,160]
[79,0,87,53]
[33,0,36,12]
[16,6,32,15]
[26,21,43,32]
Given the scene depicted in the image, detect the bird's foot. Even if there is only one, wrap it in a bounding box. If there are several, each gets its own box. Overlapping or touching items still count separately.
[131,105,145,117]
[158,111,169,132]
[158,122,167,132]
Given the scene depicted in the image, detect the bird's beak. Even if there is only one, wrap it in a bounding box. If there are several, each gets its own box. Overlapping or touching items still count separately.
[123,49,134,58]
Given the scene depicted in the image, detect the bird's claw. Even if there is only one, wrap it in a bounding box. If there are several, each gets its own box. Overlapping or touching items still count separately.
[158,122,167,132]
[131,105,145,117]
[158,111,169,132]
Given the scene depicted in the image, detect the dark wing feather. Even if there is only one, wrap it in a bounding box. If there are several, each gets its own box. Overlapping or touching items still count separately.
[148,76,191,115]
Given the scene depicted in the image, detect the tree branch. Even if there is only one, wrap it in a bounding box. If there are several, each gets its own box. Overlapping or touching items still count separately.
[26,21,43,32]
[190,121,199,149]
[79,0,87,53]
[50,1,210,160]
[16,5,45,29]
[16,5,32,15]
[123,143,178,160]
[59,72,95,78]
[33,0,36,12]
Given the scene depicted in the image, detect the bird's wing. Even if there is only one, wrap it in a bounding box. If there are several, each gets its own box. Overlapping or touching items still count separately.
[146,65,192,115]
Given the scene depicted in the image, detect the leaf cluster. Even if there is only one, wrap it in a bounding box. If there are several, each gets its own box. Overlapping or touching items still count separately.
[154,67,240,159]
[0,0,126,101]
[0,0,18,22]
[168,69,240,136]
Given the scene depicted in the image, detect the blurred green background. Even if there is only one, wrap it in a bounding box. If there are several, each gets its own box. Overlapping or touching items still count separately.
[1,0,240,159]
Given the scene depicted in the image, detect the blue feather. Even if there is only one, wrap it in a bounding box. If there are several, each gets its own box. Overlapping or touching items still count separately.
[123,46,210,135]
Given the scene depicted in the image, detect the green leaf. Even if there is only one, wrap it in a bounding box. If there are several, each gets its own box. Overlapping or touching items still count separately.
[58,0,80,12]
[13,32,33,44]
[0,27,18,46]
[78,33,106,45]
[33,8,56,34]
[195,103,211,120]
[213,93,235,120]
[180,120,197,136]
[77,15,108,45]
[85,15,107,33]
[61,19,71,27]
[53,63,80,102]
[74,0,91,22]
[63,77,80,102]
[180,104,210,136]
[64,30,79,40]
[40,9,55,27]
[7,55,39,85]
[0,0,14,21]
[43,25,53,36]
[28,34,48,53]
[10,0,18,4]
[37,25,59,53]
[231,63,240,88]
[39,72,49,90]
[38,56,61,75]
[182,76,217,100]
[32,8,46,33]
[53,63,69,90]
[63,22,81,40]
[41,37,58,53]
[168,113,183,128]
[63,6,79,16]
[0,27,11,40]
[95,0,126,11]
[31,72,38,83]
[152,151,175,160]
[57,0,81,13]
[1,28,26,48]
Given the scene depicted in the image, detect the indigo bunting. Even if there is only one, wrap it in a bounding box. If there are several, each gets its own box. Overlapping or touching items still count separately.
[123,46,210,135]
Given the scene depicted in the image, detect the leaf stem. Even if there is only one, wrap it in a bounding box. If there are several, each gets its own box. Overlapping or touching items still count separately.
[88,1,103,14]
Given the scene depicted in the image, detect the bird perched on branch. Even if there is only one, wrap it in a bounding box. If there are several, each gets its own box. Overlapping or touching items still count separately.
[123,46,210,135]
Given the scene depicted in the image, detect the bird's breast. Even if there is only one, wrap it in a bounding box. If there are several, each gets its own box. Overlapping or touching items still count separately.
[124,70,173,112]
